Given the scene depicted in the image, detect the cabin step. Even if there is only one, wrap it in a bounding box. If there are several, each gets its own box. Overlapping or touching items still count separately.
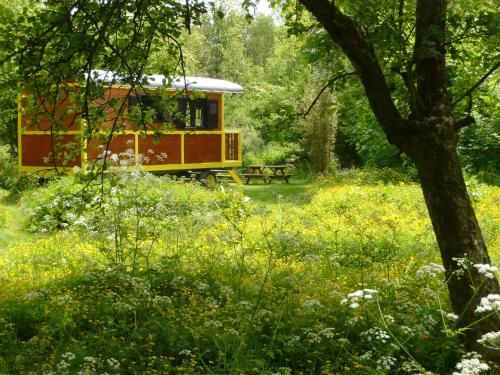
[188,169,242,185]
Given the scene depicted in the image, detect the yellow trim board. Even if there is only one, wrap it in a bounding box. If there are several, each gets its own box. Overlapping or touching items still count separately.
[21,130,81,135]
[17,91,22,169]
[227,170,243,185]
[142,161,242,172]
[20,162,242,174]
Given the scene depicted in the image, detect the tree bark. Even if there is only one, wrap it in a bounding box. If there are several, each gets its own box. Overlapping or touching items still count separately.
[299,0,500,361]
[408,122,500,359]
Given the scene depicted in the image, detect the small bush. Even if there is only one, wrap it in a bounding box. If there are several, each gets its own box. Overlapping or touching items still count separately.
[327,167,416,185]
[244,141,299,166]
[0,146,37,199]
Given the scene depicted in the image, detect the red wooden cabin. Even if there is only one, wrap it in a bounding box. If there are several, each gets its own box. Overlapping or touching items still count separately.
[18,71,243,181]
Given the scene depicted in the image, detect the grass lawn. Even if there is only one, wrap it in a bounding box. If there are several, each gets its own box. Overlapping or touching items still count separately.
[0,190,31,253]
[239,179,312,209]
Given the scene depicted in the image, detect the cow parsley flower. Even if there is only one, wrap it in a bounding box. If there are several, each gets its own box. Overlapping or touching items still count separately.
[361,327,390,344]
[475,294,500,314]
[452,352,489,375]
[416,263,445,278]
[473,264,498,279]
[106,358,120,370]
[303,299,323,309]
[61,352,75,361]
[376,355,396,371]
[477,331,500,348]
[446,312,459,321]
[341,289,378,309]
[318,327,335,338]
[57,360,70,370]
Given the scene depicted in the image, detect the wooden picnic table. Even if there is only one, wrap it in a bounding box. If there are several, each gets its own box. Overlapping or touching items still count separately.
[248,165,265,174]
[241,165,268,184]
[265,165,291,184]
[240,164,292,184]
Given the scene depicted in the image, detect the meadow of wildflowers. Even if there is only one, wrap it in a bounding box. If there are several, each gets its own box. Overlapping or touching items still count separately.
[0,170,498,374]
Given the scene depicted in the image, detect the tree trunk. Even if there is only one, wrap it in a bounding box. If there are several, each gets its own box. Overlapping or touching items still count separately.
[408,122,500,360]
[298,0,500,361]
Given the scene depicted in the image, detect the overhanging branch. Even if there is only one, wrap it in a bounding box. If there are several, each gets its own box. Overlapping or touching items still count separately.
[303,72,356,118]
[299,0,404,146]
[454,115,475,131]
[452,59,500,108]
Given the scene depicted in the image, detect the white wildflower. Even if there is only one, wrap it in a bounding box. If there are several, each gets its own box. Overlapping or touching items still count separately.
[195,282,209,291]
[54,295,73,306]
[257,309,273,322]
[477,331,500,348]
[361,327,390,344]
[303,299,323,309]
[178,349,192,356]
[383,314,395,324]
[238,300,254,310]
[359,351,372,361]
[57,360,70,370]
[83,356,97,364]
[400,325,413,335]
[475,294,500,314]
[152,295,172,305]
[106,357,120,369]
[318,327,335,338]
[341,288,378,308]
[23,291,44,301]
[346,316,361,326]
[227,328,240,336]
[473,264,498,279]
[376,355,396,371]
[204,319,223,329]
[220,285,234,297]
[61,352,75,361]
[171,276,186,285]
[446,312,459,321]
[452,352,489,375]
[417,263,445,278]
[337,338,350,345]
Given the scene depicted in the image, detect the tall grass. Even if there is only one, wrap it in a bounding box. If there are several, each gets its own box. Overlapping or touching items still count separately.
[0,170,498,374]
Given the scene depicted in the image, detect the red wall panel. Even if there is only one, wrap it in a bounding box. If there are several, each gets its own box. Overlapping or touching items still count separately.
[21,134,81,167]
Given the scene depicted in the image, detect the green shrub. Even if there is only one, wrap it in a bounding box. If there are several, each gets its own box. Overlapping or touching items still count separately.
[20,175,90,233]
[244,141,299,166]
[329,167,416,185]
[0,146,37,199]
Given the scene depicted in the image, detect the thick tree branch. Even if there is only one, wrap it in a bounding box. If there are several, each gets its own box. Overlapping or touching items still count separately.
[452,59,500,108]
[454,115,475,131]
[299,0,405,147]
[413,0,448,115]
[303,72,356,118]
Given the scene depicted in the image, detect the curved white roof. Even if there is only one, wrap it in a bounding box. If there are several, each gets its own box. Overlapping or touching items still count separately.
[89,70,244,94]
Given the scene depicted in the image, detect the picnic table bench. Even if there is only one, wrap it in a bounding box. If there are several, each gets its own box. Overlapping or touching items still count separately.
[240,165,268,184]
[241,165,291,184]
[266,165,292,184]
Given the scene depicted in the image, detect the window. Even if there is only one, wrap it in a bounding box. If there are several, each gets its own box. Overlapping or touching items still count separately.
[129,95,219,129]
[128,94,171,123]
[174,97,219,129]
